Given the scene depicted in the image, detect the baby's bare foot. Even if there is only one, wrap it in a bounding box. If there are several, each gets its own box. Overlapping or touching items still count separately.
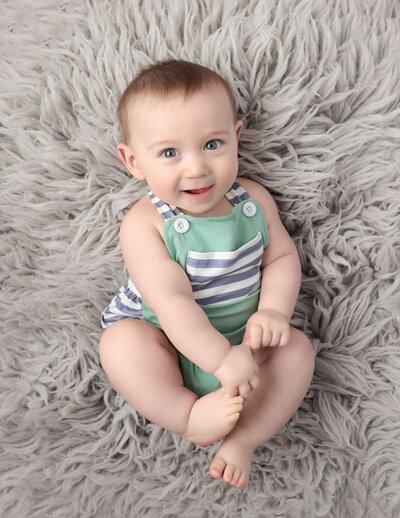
[182,389,243,446]
[209,435,255,490]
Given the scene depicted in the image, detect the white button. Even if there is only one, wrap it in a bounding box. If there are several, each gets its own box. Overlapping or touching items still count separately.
[242,202,257,217]
[174,217,190,233]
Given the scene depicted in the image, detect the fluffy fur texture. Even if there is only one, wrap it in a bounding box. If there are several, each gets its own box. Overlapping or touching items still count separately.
[1,0,399,516]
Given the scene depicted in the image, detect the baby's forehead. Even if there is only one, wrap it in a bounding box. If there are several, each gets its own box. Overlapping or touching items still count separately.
[129,91,183,111]
[130,83,231,112]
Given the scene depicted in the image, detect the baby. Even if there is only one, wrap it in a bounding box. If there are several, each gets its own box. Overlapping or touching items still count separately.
[99,60,315,490]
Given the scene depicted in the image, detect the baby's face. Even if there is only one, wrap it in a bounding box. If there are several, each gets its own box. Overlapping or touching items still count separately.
[125,84,243,217]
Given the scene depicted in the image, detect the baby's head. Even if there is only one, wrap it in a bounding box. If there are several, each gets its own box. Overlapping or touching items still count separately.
[117,60,238,145]
[116,60,243,215]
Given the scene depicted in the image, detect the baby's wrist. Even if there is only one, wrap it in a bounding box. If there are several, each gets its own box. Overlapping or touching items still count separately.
[211,341,233,375]
[198,335,230,375]
[257,307,290,322]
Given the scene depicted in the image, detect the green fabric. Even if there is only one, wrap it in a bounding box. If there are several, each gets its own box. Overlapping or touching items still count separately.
[142,199,269,397]
[163,200,269,269]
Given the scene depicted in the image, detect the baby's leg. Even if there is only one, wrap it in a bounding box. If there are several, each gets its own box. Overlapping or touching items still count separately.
[210,328,315,489]
[99,319,243,445]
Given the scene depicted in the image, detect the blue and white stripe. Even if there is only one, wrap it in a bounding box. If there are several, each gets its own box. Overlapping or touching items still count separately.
[148,191,181,220]
[186,232,263,306]
[225,181,251,205]
[101,278,144,328]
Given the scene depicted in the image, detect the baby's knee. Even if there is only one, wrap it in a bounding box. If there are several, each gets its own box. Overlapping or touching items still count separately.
[99,319,134,372]
[99,318,178,374]
[289,328,315,371]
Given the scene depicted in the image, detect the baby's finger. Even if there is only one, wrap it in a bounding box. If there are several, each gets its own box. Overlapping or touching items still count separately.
[269,330,281,348]
[262,328,272,347]
[223,384,239,397]
[249,324,263,350]
[238,382,252,398]
[279,327,291,347]
[250,374,259,390]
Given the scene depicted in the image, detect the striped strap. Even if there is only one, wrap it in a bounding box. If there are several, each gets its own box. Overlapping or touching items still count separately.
[147,181,250,220]
[225,181,251,205]
[147,191,181,220]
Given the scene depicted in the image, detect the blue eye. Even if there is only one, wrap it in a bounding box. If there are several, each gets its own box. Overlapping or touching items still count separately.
[161,148,178,158]
[205,139,221,150]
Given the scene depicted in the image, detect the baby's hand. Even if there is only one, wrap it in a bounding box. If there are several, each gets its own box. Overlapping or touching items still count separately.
[214,343,259,398]
[243,309,290,350]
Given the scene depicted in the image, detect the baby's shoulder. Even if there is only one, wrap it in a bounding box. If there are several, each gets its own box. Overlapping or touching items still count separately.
[122,194,152,223]
[236,177,281,227]
[237,177,276,208]
[120,193,163,239]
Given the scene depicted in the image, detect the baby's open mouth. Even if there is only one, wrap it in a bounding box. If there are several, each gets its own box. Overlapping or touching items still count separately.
[184,187,211,194]
[181,185,214,198]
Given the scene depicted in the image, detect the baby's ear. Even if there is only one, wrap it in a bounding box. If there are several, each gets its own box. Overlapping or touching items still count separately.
[117,143,145,180]
[235,120,243,141]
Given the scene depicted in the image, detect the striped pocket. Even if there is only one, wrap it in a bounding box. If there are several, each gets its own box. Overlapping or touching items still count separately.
[186,232,264,306]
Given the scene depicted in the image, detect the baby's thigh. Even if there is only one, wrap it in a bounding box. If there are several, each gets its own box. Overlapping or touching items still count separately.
[99,318,179,371]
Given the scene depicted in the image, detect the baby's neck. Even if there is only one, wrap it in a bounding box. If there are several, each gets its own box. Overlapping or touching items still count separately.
[180,197,234,218]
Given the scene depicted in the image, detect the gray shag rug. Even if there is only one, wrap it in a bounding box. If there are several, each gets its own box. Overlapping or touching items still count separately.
[1,1,399,516]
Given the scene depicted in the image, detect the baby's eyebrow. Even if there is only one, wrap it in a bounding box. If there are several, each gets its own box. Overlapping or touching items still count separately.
[148,130,231,150]
[148,140,174,150]
[147,130,230,149]
[204,130,230,138]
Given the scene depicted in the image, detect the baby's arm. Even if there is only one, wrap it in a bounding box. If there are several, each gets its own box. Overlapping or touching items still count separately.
[119,197,258,394]
[239,179,302,349]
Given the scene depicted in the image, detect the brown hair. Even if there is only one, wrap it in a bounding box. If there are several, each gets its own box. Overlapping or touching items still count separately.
[117,59,237,143]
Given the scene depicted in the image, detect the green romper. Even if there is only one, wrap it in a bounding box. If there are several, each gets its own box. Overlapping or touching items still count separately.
[101,181,269,398]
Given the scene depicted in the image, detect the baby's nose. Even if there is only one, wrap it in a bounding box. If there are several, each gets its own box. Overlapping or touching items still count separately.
[184,156,210,177]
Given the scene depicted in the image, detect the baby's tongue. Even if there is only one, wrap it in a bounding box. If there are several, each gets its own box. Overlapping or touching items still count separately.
[188,187,208,194]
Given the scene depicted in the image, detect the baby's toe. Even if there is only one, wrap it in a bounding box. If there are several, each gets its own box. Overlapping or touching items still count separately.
[222,463,235,484]
[235,472,249,490]
[231,467,242,486]
[210,456,226,479]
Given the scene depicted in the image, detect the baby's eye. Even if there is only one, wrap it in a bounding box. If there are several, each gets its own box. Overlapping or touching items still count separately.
[161,148,179,158]
[204,139,221,151]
